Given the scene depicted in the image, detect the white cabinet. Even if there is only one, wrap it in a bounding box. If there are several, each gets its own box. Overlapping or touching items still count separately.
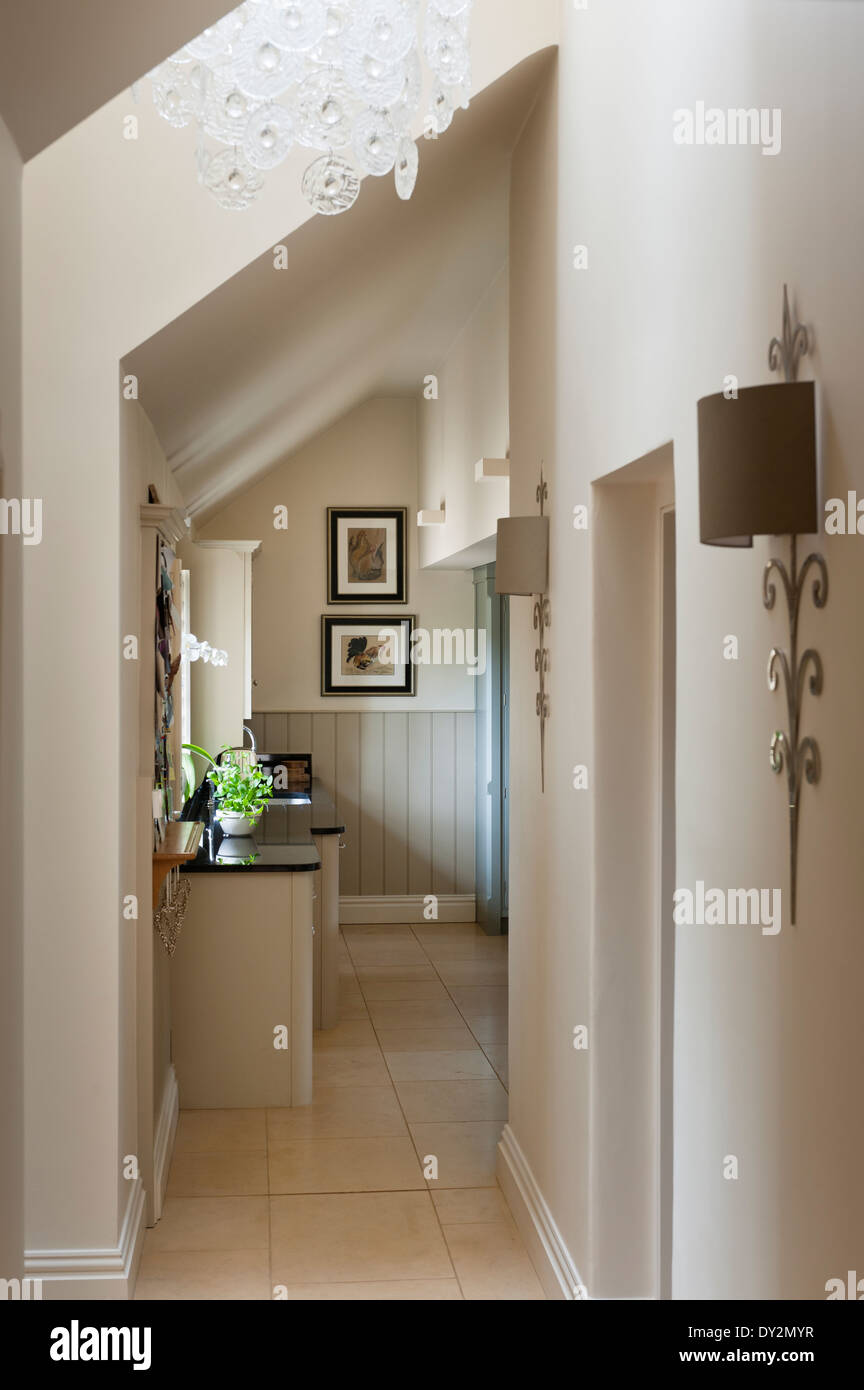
[180,539,260,754]
[170,871,314,1108]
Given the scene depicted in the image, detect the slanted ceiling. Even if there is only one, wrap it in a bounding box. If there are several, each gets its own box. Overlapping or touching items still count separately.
[0,0,236,159]
[127,50,553,525]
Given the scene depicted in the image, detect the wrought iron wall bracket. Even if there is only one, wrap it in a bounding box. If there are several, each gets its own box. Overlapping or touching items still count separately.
[763,537,828,925]
[534,595,551,792]
[762,284,827,927]
[533,469,551,792]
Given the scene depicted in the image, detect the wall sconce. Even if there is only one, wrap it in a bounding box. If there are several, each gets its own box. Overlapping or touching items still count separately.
[495,466,551,791]
[418,507,446,526]
[697,286,827,925]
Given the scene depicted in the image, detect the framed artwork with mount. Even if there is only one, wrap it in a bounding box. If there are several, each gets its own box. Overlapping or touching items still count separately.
[321,615,415,696]
[327,506,407,604]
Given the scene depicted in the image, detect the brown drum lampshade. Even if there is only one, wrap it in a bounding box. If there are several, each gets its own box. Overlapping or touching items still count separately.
[697,381,817,546]
[495,516,550,595]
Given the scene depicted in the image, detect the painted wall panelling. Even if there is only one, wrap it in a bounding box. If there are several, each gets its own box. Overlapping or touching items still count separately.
[249,710,475,899]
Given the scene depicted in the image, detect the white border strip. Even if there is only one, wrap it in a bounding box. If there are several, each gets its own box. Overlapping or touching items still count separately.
[153,1064,179,1222]
[24,1178,146,1300]
[339,894,476,924]
[498,1124,588,1301]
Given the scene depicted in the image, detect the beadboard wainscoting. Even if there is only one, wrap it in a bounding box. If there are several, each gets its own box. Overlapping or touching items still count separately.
[249,711,475,920]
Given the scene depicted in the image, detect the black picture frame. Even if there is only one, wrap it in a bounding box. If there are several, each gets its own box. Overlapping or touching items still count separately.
[321,615,416,696]
[327,506,407,604]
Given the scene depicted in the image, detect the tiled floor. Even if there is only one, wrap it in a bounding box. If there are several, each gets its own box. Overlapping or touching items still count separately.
[135,922,544,1301]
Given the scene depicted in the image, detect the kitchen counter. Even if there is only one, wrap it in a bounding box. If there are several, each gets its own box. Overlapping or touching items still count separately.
[170,776,344,1108]
[183,779,344,874]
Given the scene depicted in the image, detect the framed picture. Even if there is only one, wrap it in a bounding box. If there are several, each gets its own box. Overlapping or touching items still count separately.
[327,506,407,604]
[321,615,416,696]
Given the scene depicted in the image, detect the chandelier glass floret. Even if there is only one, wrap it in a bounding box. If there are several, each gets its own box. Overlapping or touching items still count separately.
[148,0,474,215]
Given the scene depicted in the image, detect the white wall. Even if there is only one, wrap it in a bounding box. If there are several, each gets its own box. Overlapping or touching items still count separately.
[19,0,556,1286]
[0,111,23,1290]
[418,269,511,569]
[119,401,185,1232]
[504,0,864,1300]
[200,396,475,712]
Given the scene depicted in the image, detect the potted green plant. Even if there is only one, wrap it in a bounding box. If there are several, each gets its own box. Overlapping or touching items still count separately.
[183,743,273,837]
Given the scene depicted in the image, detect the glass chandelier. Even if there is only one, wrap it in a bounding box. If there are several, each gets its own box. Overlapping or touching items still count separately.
[148,0,474,215]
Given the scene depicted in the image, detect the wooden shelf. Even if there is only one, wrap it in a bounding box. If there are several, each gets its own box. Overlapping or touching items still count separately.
[153,821,204,909]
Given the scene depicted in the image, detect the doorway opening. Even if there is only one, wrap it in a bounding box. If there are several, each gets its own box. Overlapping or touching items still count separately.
[591,441,676,1298]
[473,562,510,937]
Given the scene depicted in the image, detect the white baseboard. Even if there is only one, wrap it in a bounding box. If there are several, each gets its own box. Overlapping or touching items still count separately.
[152,1064,179,1223]
[24,1178,146,1301]
[339,895,476,924]
[497,1124,588,1301]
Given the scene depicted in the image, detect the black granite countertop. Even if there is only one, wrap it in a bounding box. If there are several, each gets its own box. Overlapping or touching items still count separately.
[183,779,344,874]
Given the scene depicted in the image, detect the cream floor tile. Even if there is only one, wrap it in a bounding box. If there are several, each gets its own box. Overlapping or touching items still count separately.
[166,1151,268,1198]
[143,1196,268,1253]
[344,933,418,953]
[375,1025,478,1052]
[409,1121,504,1188]
[338,997,370,1021]
[469,1016,509,1046]
[267,1085,406,1140]
[395,1079,509,1124]
[275,1279,463,1300]
[313,1047,390,1087]
[360,980,451,1002]
[411,924,489,940]
[443,1223,546,1300]
[270,1191,453,1284]
[367,998,464,1029]
[419,938,509,961]
[384,1050,496,1082]
[174,1108,266,1153]
[135,1249,269,1300]
[449,986,509,1018]
[432,959,509,987]
[353,962,439,983]
[313,1020,378,1049]
[347,943,430,966]
[268,1136,425,1193]
[343,924,416,940]
[431,1187,513,1224]
[339,984,367,1007]
[483,1044,508,1088]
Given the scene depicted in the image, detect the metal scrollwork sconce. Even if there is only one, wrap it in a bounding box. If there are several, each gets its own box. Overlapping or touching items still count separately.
[698,284,827,927]
[494,463,552,793]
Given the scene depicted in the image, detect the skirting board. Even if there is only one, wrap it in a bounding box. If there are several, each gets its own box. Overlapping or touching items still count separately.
[339,895,476,924]
[152,1064,179,1223]
[497,1124,588,1301]
[23,1178,146,1301]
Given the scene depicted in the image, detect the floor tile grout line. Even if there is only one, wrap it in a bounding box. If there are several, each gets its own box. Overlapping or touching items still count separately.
[407,925,474,1301]
[407,922,515,1298]
[408,924,509,1083]
[265,1106,275,1300]
[341,924,463,1293]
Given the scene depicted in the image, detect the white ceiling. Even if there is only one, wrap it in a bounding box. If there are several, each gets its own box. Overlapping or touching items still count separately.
[0,0,236,159]
[128,50,553,524]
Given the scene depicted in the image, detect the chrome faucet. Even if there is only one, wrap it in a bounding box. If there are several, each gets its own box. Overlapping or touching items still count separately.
[242,725,257,755]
